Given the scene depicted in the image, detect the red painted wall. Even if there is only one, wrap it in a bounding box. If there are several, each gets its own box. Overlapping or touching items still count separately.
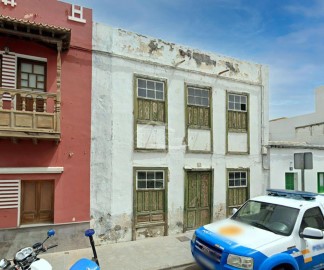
[0,0,92,227]
[0,209,17,228]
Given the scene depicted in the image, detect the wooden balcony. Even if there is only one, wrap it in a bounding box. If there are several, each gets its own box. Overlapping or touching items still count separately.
[0,88,60,142]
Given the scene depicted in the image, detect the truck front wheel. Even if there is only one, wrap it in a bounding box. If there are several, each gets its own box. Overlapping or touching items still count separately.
[273,265,293,270]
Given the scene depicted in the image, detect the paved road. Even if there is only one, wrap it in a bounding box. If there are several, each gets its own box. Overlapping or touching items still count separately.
[168,263,201,270]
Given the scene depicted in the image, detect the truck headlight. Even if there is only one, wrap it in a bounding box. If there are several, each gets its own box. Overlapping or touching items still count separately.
[192,232,196,243]
[227,254,253,269]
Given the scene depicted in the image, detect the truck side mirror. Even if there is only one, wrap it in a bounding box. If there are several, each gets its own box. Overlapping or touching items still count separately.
[232,208,238,215]
[301,227,324,240]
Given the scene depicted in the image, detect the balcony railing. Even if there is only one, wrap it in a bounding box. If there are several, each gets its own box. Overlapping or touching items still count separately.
[0,87,60,141]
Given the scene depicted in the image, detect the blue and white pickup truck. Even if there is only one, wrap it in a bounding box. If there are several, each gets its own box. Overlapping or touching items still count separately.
[191,189,324,270]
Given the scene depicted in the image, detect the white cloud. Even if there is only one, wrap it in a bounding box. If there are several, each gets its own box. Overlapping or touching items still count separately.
[285,0,324,18]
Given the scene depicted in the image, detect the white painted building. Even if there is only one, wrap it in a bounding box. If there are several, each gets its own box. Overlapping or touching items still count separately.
[91,23,269,243]
[269,86,324,193]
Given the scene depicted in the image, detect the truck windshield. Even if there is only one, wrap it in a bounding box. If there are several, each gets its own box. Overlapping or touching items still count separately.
[231,200,300,236]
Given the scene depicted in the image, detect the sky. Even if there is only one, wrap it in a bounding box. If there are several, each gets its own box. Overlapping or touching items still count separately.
[68,0,324,119]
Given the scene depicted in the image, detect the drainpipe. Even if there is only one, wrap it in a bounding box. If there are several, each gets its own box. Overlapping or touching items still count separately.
[260,66,270,191]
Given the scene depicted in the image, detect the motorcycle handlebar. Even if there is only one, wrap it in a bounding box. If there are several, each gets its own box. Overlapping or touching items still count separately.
[46,244,58,250]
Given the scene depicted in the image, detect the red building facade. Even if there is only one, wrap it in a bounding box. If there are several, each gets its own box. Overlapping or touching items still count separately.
[0,0,92,235]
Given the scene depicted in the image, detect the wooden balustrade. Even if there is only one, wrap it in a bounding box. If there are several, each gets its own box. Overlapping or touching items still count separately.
[0,87,60,141]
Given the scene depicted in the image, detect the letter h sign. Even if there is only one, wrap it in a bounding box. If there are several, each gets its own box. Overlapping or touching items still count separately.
[68,4,86,23]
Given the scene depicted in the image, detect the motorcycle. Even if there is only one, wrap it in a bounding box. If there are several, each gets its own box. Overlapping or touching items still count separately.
[0,229,57,270]
[70,229,100,270]
[0,229,100,270]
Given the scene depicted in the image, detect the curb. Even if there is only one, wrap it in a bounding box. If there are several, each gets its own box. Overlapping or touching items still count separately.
[158,262,196,270]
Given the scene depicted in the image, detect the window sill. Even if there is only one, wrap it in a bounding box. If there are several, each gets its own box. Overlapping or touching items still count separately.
[226,151,250,155]
[19,220,89,229]
[20,223,54,228]
[187,126,211,130]
[137,120,166,126]
[134,148,168,153]
[228,129,248,133]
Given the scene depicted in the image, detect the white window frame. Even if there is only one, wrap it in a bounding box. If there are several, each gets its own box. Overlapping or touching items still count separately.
[228,93,247,112]
[228,171,247,188]
[136,170,165,190]
[187,86,210,107]
[137,78,165,101]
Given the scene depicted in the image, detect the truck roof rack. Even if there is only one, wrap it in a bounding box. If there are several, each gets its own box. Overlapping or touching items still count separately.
[266,189,317,201]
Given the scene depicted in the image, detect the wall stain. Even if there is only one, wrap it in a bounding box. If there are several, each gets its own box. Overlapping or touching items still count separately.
[137,226,164,239]
[148,40,163,54]
[226,62,240,73]
[176,221,183,228]
[91,212,131,243]
[193,52,216,66]
[214,203,226,221]
[179,49,192,59]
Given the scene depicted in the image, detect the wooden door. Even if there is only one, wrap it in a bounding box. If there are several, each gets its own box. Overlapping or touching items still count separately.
[21,181,54,225]
[133,169,167,239]
[136,190,165,223]
[185,171,211,231]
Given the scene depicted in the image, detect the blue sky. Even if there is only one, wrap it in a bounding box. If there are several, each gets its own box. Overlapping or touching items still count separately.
[68,0,324,119]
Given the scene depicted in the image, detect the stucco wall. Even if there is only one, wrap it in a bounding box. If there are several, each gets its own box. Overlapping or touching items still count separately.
[0,0,92,226]
[269,148,324,193]
[268,87,324,196]
[91,23,269,243]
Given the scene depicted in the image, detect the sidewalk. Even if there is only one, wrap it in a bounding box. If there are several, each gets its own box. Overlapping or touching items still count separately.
[40,231,195,270]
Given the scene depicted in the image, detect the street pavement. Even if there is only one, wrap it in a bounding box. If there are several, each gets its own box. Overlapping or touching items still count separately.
[40,231,196,270]
[168,264,201,270]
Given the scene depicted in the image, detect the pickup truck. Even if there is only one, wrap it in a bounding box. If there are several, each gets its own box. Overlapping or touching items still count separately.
[191,189,324,270]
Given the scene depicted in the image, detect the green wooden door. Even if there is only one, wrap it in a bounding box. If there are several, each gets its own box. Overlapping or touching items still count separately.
[318,173,324,193]
[133,169,167,240]
[185,171,211,231]
[136,190,165,223]
[285,173,294,190]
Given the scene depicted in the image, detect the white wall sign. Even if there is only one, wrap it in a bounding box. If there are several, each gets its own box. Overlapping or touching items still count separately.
[1,0,17,7]
[68,4,86,23]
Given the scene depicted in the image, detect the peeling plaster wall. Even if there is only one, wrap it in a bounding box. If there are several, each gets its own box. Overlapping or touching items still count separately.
[94,24,263,85]
[91,23,269,243]
[90,50,114,240]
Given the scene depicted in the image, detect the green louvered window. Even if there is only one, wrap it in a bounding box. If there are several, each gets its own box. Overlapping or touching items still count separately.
[136,78,165,123]
[227,93,248,132]
[187,86,211,128]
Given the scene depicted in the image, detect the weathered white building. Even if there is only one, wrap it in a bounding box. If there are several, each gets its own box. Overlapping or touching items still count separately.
[269,86,324,192]
[91,23,269,243]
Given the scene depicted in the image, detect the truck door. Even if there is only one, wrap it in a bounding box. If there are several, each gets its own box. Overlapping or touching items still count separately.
[296,207,324,269]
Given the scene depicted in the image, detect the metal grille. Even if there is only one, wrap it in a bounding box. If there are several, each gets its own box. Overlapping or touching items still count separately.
[195,238,222,263]
[0,180,20,209]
